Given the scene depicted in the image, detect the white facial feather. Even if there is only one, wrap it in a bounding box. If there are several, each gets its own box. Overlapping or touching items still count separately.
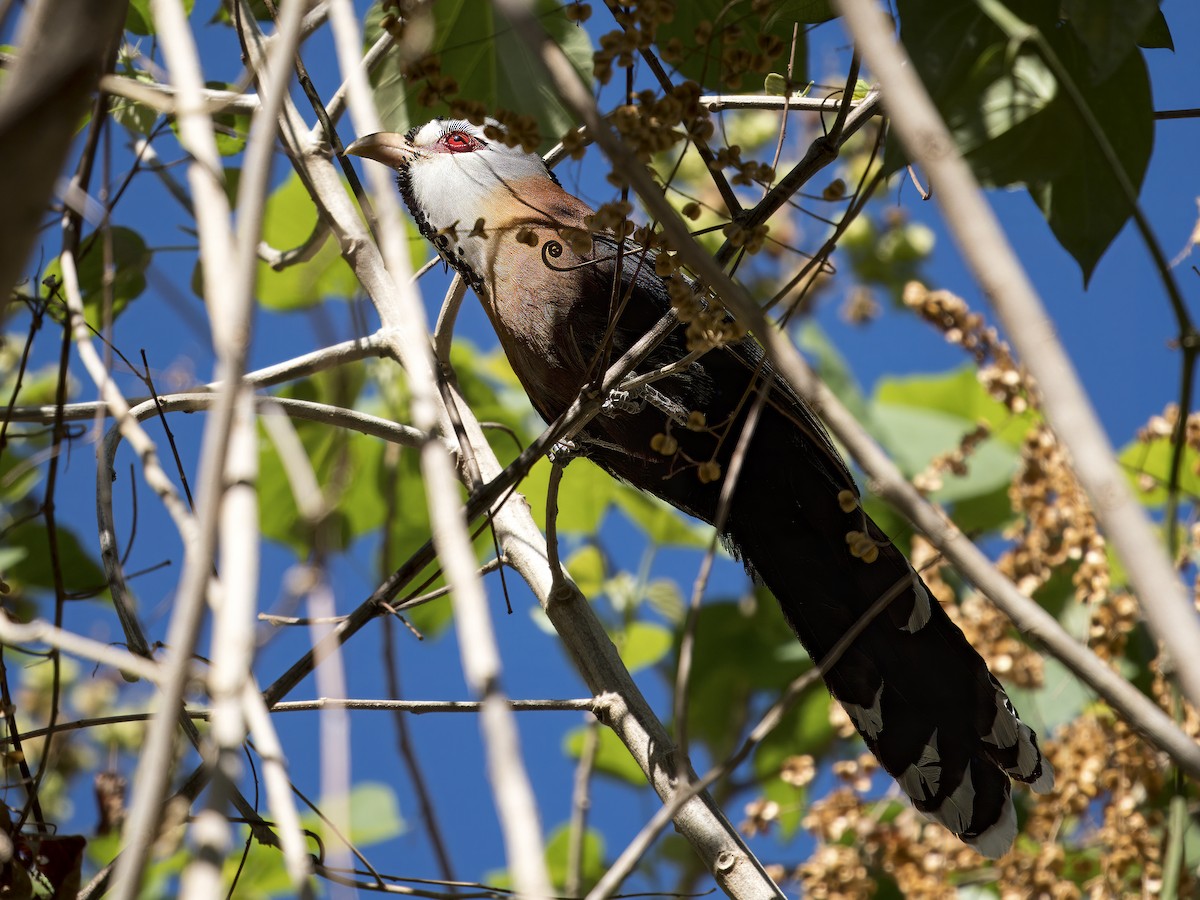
[402,119,551,237]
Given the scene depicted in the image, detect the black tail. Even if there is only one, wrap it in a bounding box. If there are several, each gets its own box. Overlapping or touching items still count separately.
[725,408,1053,857]
[577,242,1052,856]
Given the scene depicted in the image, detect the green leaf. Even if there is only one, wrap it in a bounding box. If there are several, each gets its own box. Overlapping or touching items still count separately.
[524,457,613,536]
[565,545,606,596]
[544,823,605,892]
[45,227,151,326]
[564,724,646,786]
[1061,0,1159,80]
[210,0,272,25]
[684,593,800,754]
[171,83,250,156]
[305,783,405,846]
[258,365,385,555]
[3,519,108,601]
[126,0,194,35]
[1027,45,1152,283]
[108,58,159,136]
[871,403,1018,504]
[796,321,868,424]
[1137,9,1174,51]
[1118,434,1200,507]
[254,173,363,309]
[615,621,673,673]
[611,487,711,548]
[894,0,1154,281]
[654,1,833,91]
[874,366,1037,446]
[365,0,593,144]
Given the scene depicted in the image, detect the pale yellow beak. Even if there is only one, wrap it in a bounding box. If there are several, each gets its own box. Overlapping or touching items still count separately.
[342,132,417,167]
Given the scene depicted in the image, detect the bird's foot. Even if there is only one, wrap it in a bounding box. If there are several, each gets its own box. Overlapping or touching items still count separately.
[602,388,646,416]
[548,439,584,464]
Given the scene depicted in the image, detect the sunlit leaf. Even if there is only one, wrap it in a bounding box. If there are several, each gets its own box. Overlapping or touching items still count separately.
[126,0,194,36]
[564,724,646,786]
[254,174,363,309]
[875,366,1037,445]
[1118,434,1200,507]
[565,545,606,596]
[544,822,605,892]
[615,620,673,673]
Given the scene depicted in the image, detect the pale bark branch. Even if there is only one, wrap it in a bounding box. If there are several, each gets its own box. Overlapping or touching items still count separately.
[834,0,1200,709]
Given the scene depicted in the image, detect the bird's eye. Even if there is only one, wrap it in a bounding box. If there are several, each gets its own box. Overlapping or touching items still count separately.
[442,131,477,153]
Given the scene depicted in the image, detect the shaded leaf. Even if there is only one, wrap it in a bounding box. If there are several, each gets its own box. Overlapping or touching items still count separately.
[365,0,593,144]
[1137,9,1174,51]
[46,227,151,326]
[655,1,833,91]
[1061,0,1159,80]
[210,0,272,25]
[684,593,799,753]
[3,519,108,601]
[894,0,1154,280]
[126,0,194,36]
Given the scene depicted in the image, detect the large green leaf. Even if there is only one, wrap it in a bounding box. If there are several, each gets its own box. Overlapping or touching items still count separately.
[870,367,1033,506]
[1026,44,1152,283]
[544,823,605,893]
[254,174,365,310]
[2,519,108,601]
[894,0,1154,281]
[871,403,1018,504]
[614,620,673,673]
[874,365,1038,447]
[46,227,150,326]
[683,593,800,753]
[654,0,834,91]
[564,724,646,786]
[1119,434,1200,507]
[365,0,593,144]
[126,0,194,36]
[258,365,386,555]
[1061,0,1159,80]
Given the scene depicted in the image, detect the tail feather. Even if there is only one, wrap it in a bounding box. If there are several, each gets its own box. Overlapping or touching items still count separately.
[727,417,1052,858]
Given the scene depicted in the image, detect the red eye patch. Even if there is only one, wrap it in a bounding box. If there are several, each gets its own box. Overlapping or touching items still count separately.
[442,131,477,152]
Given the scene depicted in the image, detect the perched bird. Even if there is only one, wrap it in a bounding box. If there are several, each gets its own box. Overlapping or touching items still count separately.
[346,118,1053,857]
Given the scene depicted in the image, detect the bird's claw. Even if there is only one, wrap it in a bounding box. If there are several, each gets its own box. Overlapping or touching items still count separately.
[548,440,583,464]
[602,388,646,416]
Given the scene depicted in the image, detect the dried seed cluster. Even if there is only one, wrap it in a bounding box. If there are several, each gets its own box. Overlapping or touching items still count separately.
[912,421,991,495]
[903,281,1030,414]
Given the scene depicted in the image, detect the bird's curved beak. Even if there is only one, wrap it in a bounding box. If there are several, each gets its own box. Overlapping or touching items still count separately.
[343,132,417,167]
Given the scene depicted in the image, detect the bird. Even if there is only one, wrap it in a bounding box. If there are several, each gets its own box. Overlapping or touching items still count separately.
[345,118,1054,858]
